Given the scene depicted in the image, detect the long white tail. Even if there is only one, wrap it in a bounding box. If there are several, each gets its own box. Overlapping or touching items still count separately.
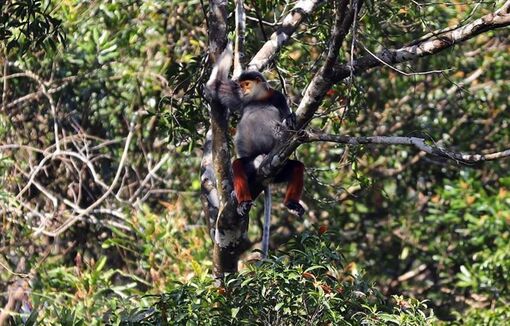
[262,185,272,258]
[207,43,233,87]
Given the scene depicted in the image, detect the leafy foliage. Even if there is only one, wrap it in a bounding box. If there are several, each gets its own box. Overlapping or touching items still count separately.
[102,233,436,325]
[0,0,65,53]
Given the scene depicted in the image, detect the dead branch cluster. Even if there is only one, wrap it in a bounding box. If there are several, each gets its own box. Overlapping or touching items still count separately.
[0,63,173,237]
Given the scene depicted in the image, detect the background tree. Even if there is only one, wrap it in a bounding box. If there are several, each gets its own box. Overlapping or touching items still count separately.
[1,0,509,324]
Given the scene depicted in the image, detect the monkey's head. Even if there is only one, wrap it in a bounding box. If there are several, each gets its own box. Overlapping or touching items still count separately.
[237,71,270,102]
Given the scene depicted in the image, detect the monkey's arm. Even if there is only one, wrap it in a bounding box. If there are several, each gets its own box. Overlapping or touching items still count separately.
[271,90,296,130]
[204,45,242,112]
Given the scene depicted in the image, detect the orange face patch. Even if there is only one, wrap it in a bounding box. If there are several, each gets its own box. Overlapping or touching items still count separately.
[239,80,254,95]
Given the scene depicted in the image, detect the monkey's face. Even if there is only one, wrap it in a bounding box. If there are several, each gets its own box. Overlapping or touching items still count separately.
[239,79,267,101]
[239,80,255,96]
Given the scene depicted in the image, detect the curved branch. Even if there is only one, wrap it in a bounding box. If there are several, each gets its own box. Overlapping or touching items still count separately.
[258,0,362,177]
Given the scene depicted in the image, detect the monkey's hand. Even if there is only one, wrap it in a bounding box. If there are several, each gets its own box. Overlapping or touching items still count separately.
[282,112,297,130]
[237,200,253,216]
[285,200,305,218]
[203,80,241,111]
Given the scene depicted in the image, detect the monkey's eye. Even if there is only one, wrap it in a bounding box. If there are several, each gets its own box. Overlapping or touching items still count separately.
[240,81,251,90]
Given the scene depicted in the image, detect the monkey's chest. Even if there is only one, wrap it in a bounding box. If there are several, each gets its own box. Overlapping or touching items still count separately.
[234,107,281,158]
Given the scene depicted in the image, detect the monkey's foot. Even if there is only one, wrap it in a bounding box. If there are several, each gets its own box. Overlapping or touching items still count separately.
[285,201,305,218]
[237,201,253,216]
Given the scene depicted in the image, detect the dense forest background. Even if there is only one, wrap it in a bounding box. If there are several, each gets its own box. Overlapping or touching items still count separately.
[1,0,509,324]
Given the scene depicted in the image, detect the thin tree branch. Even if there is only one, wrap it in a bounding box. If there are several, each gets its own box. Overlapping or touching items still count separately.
[43,111,144,237]
[358,43,452,76]
[304,131,510,162]
[332,1,510,82]
[128,152,171,203]
[250,0,288,94]
[1,67,62,150]
[1,52,7,114]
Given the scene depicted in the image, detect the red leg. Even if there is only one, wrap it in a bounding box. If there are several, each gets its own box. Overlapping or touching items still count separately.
[284,161,304,205]
[281,160,305,217]
[232,159,252,203]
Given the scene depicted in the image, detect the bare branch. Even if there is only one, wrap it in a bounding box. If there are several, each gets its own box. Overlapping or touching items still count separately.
[258,130,303,180]
[1,53,7,114]
[43,111,144,237]
[398,264,428,283]
[3,67,171,238]
[128,152,171,203]
[247,0,324,71]
[233,0,246,78]
[15,146,112,201]
[332,1,510,82]
[358,43,452,76]
[304,131,510,162]
[5,78,76,109]
[1,66,62,149]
